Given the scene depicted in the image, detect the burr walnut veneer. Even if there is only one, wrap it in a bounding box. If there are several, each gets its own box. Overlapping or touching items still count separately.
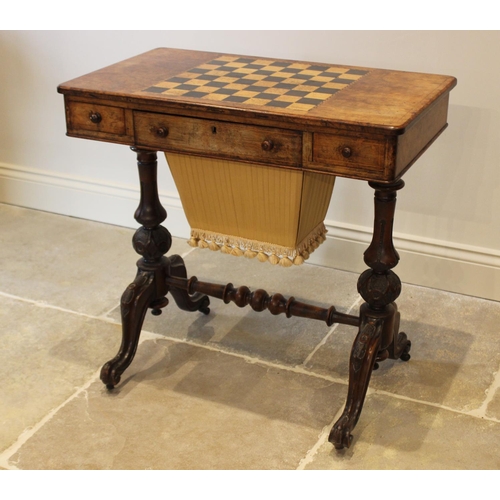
[58,48,456,450]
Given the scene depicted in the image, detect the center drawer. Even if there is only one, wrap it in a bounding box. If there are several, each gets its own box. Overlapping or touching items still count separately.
[133,111,302,167]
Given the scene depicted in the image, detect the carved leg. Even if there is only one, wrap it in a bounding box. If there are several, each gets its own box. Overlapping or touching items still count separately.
[100,149,208,389]
[329,304,388,449]
[330,303,400,448]
[101,270,157,388]
[330,179,411,449]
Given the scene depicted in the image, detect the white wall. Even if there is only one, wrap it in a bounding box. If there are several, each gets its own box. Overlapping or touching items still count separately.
[1,31,499,300]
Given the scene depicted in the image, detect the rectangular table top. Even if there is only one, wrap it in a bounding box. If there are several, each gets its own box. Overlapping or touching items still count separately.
[58,48,457,182]
[58,47,456,135]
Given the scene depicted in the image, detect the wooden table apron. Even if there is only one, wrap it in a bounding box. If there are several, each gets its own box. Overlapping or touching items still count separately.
[57,48,457,450]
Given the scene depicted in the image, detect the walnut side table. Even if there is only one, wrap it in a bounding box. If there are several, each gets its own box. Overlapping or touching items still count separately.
[58,48,456,450]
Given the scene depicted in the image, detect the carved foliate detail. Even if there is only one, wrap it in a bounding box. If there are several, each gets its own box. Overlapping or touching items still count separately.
[132,226,172,262]
[120,271,152,318]
[357,269,401,308]
[352,319,379,373]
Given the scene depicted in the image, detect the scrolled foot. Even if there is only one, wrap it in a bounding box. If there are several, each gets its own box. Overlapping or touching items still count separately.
[99,270,156,389]
[100,360,122,389]
[399,337,411,361]
[390,330,411,362]
[329,310,383,451]
[329,415,353,450]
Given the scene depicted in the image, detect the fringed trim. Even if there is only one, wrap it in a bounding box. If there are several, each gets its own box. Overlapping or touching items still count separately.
[187,222,327,267]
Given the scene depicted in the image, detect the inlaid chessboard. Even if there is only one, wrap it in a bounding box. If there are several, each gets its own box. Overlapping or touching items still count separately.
[143,55,369,112]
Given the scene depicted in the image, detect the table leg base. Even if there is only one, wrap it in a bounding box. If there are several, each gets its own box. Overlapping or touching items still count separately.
[100,269,157,389]
[100,255,210,389]
[329,303,411,450]
[168,255,211,314]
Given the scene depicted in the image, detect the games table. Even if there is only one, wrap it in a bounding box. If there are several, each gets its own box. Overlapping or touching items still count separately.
[57,48,456,450]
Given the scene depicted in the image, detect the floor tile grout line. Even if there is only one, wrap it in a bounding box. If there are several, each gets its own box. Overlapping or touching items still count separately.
[180,246,197,259]
[100,303,121,319]
[0,247,196,319]
[140,328,500,425]
[5,286,499,425]
[293,382,500,469]
[301,295,362,367]
[5,286,499,424]
[368,386,500,423]
[296,406,345,470]
[0,290,121,323]
[140,327,348,385]
[466,363,500,418]
[0,369,102,470]
[4,289,500,437]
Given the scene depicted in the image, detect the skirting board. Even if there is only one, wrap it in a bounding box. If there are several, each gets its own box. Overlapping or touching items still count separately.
[0,162,190,239]
[2,162,500,302]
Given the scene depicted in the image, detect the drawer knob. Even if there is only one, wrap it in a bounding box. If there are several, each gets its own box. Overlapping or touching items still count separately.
[262,139,274,151]
[156,127,169,138]
[341,146,352,158]
[89,111,102,124]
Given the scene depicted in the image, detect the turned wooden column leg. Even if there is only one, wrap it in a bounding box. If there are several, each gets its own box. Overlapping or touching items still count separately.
[100,149,172,389]
[329,179,411,449]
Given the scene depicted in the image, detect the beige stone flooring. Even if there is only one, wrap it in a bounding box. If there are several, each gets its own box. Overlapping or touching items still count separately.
[1,202,500,470]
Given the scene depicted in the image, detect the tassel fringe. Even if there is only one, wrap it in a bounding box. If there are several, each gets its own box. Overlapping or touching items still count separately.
[186,222,328,267]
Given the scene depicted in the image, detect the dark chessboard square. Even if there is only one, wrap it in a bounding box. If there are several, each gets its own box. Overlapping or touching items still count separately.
[238,78,259,85]
[308,65,329,71]
[264,100,290,108]
[318,87,340,95]
[300,80,325,87]
[320,72,342,78]
[234,57,256,64]
[346,69,369,75]
[187,68,207,74]
[273,83,297,89]
[183,91,210,98]
[245,63,266,69]
[213,88,239,95]
[197,74,221,81]
[296,97,323,105]
[169,76,191,83]
[284,90,309,97]
[221,72,248,79]
[176,84,202,91]
[332,78,357,84]
[279,67,302,74]
[291,73,312,80]
[265,76,287,82]
[244,85,272,93]
[253,69,278,75]
[203,81,228,88]
[255,93,282,100]
[224,95,251,103]
[271,61,290,67]
[144,86,168,93]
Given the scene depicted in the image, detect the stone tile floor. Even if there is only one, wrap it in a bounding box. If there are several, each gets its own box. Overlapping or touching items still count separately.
[1,202,500,470]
